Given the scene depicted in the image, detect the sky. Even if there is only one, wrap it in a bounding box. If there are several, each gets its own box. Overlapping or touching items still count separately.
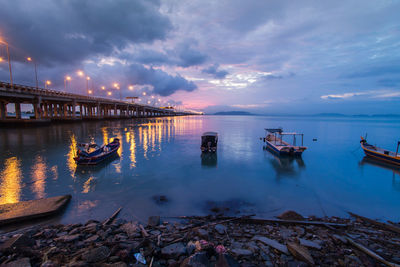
[0,0,399,114]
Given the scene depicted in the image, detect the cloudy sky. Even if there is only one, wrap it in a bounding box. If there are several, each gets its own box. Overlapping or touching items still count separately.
[0,0,399,114]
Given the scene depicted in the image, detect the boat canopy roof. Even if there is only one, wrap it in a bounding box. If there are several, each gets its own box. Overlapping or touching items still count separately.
[202,132,218,136]
[265,128,303,135]
[265,128,283,133]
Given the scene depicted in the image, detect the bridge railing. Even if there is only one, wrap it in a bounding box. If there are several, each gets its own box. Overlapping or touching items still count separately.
[0,81,173,112]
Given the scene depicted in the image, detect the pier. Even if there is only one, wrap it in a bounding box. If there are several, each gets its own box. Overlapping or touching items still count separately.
[0,81,196,125]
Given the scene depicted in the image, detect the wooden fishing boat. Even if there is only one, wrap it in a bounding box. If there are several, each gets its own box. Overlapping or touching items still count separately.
[263,128,307,156]
[360,137,400,166]
[201,132,218,152]
[74,138,120,165]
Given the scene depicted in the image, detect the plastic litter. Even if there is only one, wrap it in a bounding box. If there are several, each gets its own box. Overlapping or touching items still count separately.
[134,252,146,264]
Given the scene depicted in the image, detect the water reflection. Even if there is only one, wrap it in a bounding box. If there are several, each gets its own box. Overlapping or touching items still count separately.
[201,153,218,167]
[359,156,400,191]
[264,147,305,178]
[31,155,47,199]
[0,157,22,204]
[67,135,77,178]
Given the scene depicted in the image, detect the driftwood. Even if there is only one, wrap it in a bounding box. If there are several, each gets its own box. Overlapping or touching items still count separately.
[219,216,348,228]
[349,212,400,234]
[287,242,315,265]
[345,236,400,267]
[139,224,149,237]
[102,207,122,226]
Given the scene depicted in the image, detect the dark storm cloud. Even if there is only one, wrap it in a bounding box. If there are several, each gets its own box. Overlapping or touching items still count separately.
[131,40,208,67]
[175,40,208,67]
[201,64,228,79]
[127,64,197,96]
[0,0,172,65]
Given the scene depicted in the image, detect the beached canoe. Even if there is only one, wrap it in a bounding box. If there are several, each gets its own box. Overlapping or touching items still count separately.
[0,195,71,226]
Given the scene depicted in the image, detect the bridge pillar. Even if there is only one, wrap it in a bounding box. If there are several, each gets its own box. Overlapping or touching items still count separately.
[79,104,83,118]
[0,101,6,119]
[15,102,21,119]
[33,97,42,119]
[97,103,101,117]
[114,104,117,117]
[48,104,53,118]
[63,104,68,118]
[72,101,76,118]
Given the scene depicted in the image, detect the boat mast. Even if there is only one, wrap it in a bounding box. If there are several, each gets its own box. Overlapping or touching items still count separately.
[396,141,400,156]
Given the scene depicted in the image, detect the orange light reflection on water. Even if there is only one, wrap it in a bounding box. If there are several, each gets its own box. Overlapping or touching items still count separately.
[0,157,22,205]
[31,155,47,199]
[67,134,77,178]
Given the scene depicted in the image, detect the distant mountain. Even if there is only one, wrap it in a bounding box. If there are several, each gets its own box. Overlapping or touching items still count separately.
[213,111,255,116]
[312,113,347,117]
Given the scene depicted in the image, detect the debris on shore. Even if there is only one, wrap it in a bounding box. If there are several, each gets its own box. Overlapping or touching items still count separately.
[1,210,400,266]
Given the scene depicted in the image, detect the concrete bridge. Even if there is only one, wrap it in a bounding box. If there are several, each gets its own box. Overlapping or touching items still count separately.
[0,81,195,124]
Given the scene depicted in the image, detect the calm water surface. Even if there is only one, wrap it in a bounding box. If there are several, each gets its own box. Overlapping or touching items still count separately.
[1,115,400,223]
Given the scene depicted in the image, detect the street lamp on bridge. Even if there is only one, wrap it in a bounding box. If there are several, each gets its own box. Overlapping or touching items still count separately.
[26,57,38,89]
[0,38,13,86]
[45,80,51,89]
[64,76,72,92]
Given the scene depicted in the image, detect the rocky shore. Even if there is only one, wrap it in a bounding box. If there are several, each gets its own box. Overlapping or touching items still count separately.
[1,211,400,267]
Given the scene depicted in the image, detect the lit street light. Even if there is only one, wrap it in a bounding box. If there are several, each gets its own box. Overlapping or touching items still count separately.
[107,91,112,96]
[128,85,134,90]
[0,38,13,86]
[142,92,146,96]
[77,70,84,77]
[113,83,121,100]
[64,76,72,92]
[26,57,38,89]
[45,80,51,89]
[86,76,90,96]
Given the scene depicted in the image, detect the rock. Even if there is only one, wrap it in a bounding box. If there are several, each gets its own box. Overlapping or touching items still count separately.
[0,234,35,251]
[120,222,138,237]
[196,229,209,239]
[180,252,209,267]
[2,257,31,267]
[214,224,226,235]
[153,195,168,205]
[84,234,99,243]
[252,236,289,254]
[294,226,305,236]
[230,249,252,257]
[298,238,322,250]
[103,262,127,267]
[40,261,57,267]
[186,241,196,255]
[54,234,80,243]
[81,246,110,263]
[286,242,314,265]
[280,228,294,239]
[148,216,160,227]
[161,242,186,258]
[216,253,240,267]
[277,210,304,221]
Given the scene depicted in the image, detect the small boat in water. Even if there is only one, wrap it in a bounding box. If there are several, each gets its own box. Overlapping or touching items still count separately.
[263,128,307,156]
[201,132,218,152]
[360,137,400,166]
[74,138,120,165]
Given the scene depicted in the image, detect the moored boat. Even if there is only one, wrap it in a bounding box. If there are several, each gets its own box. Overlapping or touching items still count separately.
[74,138,120,165]
[263,128,307,156]
[201,132,218,152]
[360,137,400,166]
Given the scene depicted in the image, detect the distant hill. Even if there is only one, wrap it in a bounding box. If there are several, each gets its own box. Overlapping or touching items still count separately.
[213,111,255,115]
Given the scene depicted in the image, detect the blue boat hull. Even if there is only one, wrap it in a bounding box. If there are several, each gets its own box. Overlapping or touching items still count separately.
[74,139,120,165]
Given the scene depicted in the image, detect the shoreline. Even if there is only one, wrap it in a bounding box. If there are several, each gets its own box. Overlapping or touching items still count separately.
[1,211,399,266]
